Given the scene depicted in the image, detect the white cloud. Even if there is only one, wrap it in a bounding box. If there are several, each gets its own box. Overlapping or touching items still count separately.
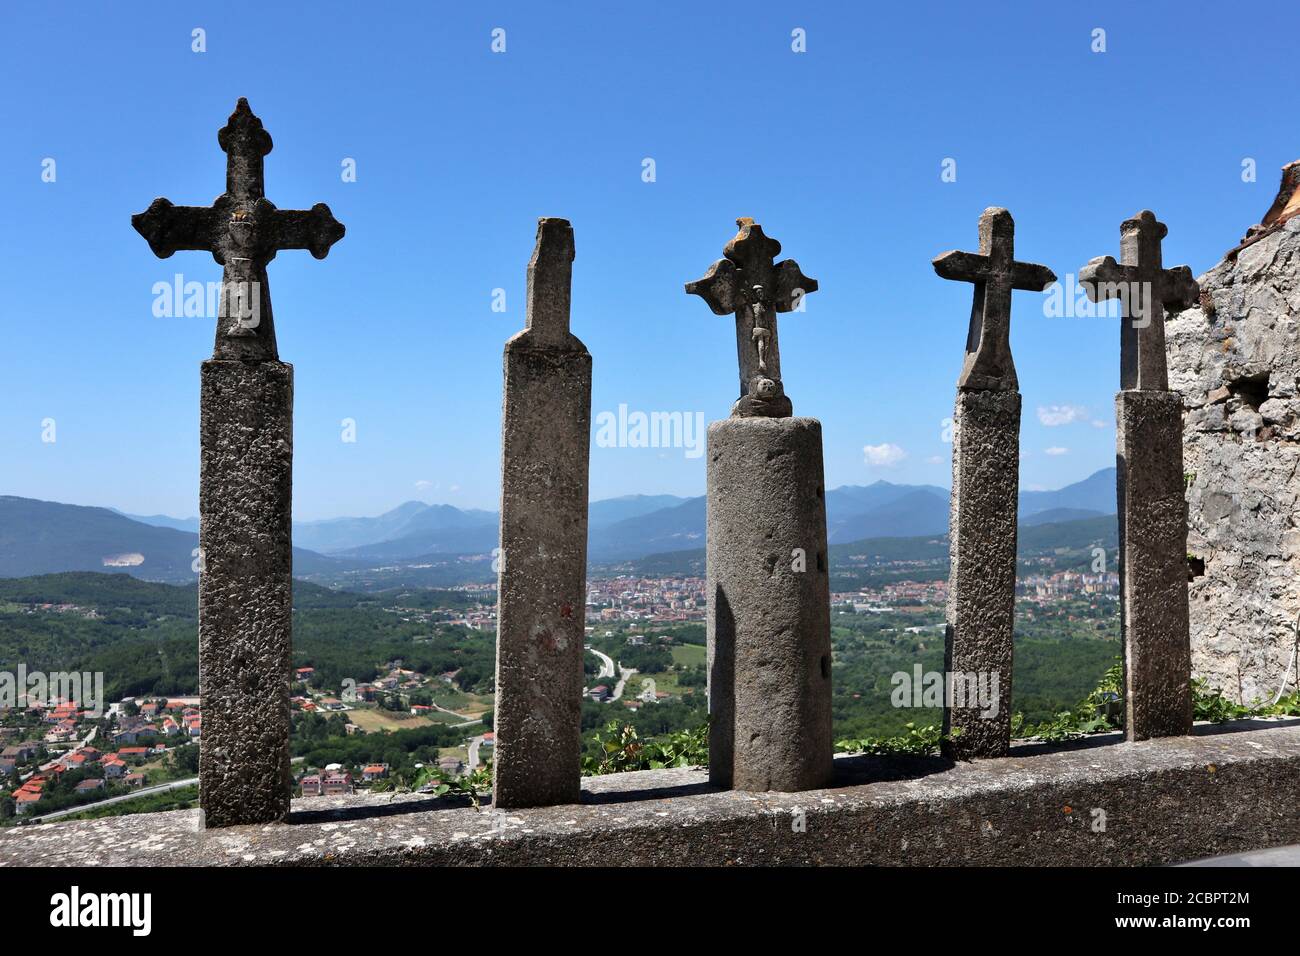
[925,454,944,465]
[1045,446,1069,456]
[414,479,435,491]
[1037,404,1088,427]
[863,443,907,468]
[1090,419,1108,429]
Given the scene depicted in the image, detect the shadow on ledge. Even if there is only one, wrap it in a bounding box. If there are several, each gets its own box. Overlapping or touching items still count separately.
[5,721,1300,866]
[290,719,1300,824]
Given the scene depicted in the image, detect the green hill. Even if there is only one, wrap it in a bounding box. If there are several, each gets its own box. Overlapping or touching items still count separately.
[0,496,349,584]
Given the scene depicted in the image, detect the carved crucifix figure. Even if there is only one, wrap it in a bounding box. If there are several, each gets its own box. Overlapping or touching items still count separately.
[1079,210,1199,391]
[686,218,817,417]
[932,207,1056,391]
[132,98,345,360]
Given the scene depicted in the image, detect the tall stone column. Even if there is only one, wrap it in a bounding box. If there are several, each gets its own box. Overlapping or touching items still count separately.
[493,218,592,809]
[944,389,1019,756]
[933,208,1055,758]
[132,98,345,826]
[1116,391,1192,738]
[687,218,832,792]
[199,360,293,826]
[1082,210,1200,740]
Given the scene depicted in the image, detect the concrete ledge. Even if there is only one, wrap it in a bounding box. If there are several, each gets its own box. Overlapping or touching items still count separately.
[4,720,1300,866]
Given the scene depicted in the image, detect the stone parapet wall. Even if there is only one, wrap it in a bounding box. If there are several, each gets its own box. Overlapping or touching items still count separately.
[4,722,1299,867]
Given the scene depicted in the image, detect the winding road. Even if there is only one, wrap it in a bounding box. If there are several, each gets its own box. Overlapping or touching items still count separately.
[588,647,616,680]
[26,776,199,823]
[584,647,636,702]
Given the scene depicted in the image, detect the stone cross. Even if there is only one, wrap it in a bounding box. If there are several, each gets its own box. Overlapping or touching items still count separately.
[686,218,817,417]
[132,97,345,361]
[493,218,592,809]
[932,207,1054,758]
[691,219,833,793]
[933,207,1056,391]
[1080,210,1198,391]
[132,98,345,828]
[1080,211,1198,741]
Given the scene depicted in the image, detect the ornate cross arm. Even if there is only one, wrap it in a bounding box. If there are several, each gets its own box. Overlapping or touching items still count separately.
[773,259,818,312]
[132,199,219,260]
[267,203,346,260]
[685,258,739,315]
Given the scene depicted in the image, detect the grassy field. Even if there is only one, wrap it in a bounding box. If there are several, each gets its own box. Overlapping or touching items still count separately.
[346,709,458,733]
[431,690,493,717]
[670,644,706,667]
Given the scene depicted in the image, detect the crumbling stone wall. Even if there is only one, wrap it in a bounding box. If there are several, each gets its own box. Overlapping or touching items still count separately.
[1167,210,1300,704]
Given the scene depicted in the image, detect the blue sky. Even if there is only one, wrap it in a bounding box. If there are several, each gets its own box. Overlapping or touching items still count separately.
[1,0,1292,519]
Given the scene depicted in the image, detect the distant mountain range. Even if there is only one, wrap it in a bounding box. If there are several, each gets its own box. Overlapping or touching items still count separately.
[0,496,342,585]
[0,469,1118,585]
[296,469,1116,557]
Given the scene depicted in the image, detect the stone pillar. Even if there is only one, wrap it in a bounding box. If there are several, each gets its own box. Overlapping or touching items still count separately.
[1117,390,1193,739]
[706,416,833,792]
[493,218,592,810]
[943,389,1018,758]
[1081,210,1198,740]
[932,207,1055,759]
[132,99,344,828]
[198,359,293,828]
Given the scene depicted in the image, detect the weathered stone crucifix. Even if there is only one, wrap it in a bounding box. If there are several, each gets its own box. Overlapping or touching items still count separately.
[686,218,817,417]
[1079,210,1198,742]
[1080,209,1199,391]
[132,97,345,360]
[933,207,1056,391]
[131,98,345,828]
[932,207,1054,759]
[689,218,833,793]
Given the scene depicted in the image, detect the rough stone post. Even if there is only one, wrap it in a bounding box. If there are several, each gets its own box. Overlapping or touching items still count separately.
[933,208,1055,758]
[1081,210,1200,740]
[132,99,345,826]
[493,218,592,809]
[687,218,832,791]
